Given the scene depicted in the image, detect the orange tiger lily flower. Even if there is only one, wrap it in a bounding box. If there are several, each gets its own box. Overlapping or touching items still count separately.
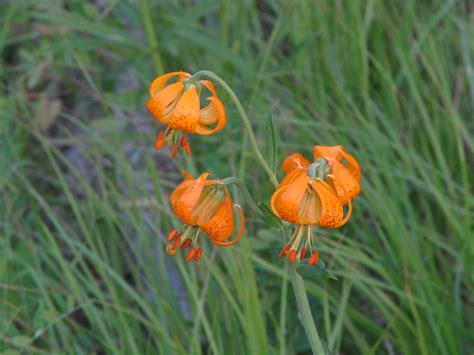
[147,71,227,158]
[271,145,361,266]
[166,171,244,261]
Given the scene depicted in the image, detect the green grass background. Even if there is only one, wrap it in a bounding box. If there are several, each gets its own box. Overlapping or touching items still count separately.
[1,0,473,354]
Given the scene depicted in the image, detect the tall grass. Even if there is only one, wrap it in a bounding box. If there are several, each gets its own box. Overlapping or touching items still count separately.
[1,1,473,354]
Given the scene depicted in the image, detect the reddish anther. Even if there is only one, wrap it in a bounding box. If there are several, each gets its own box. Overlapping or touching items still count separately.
[279,244,291,259]
[167,230,177,242]
[166,245,177,255]
[186,248,196,261]
[289,250,297,264]
[300,247,307,260]
[172,144,178,158]
[194,247,202,261]
[172,236,182,250]
[185,143,191,156]
[308,251,319,266]
[181,239,192,249]
[155,130,164,150]
[180,136,188,147]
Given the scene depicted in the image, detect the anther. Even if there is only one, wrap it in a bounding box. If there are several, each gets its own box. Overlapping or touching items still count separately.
[289,250,297,264]
[181,238,192,249]
[194,247,202,261]
[308,251,319,266]
[172,236,182,250]
[166,245,177,255]
[300,247,307,260]
[155,130,164,150]
[279,244,291,259]
[180,136,188,147]
[186,248,196,261]
[166,230,177,242]
[172,144,178,158]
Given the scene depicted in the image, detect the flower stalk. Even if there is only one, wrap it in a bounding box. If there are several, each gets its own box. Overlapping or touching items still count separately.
[192,70,326,354]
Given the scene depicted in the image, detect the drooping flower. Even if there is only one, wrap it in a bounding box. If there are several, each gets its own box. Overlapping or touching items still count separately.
[271,145,360,266]
[147,71,227,157]
[166,171,244,261]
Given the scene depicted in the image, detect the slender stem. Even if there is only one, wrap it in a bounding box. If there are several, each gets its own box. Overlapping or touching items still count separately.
[192,70,326,354]
[289,267,326,354]
[140,0,164,75]
[192,70,279,188]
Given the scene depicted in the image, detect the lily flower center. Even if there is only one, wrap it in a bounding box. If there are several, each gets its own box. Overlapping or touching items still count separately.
[308,158,330,180]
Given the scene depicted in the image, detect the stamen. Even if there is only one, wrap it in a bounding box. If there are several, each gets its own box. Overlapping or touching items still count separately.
[166,245,177,255]
[185,143,191,156]
[300,247,307,260]
[279,244,292,259]
[180,136,188,147]
[194,247,202,261]
[166,230,177,242]
[172,235,182,250]
[181,238,192,249]
[308,251,319,266]
[186,248,196,261]
[155,130,164,150]
[172,144,178,158]
[289,250,297,264]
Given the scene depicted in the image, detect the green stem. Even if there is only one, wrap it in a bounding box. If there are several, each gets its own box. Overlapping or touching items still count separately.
[192,70,326,354]
[140,0,164,75]
[192,70,279,188]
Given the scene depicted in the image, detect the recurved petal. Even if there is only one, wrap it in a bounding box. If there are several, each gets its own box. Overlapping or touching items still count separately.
[279,168,306,189]
[149,71,190,97]
[200,80,218,97]
[169,87,200,133]
[200,191,235,242]
[195,97,226,136]
[282,153,311,174]
[310,180,344,228]
[329,159,361,203]
[147,82,184,123]
[313,145,344,161]
[271,174,310,224]
[170,173,210,225]
[339,149,361,181]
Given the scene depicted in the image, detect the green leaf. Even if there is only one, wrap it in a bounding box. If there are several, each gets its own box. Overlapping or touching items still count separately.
[258,202,283,229]
[296,260,338,280]
[265,106,279,174]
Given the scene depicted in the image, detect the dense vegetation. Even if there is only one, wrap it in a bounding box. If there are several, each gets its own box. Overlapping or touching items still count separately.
[1,1,473,354]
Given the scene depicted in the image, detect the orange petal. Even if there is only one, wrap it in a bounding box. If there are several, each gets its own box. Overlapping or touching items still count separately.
[339,149,361,181]
[200,80,218,97]
[195,96,226,136]
[279,168,306,189]
[200,191,235,242]
[210,204,245,247]
[149,71,190,97]
[169,87,200,133]
[147,82,184,123]
[170,173,210,225]
[297,187,322,224]
[328,159,361,203]
[282,153,310,174]
[271,174,310,224]
[313,145,344,161]
[310,180,344,228]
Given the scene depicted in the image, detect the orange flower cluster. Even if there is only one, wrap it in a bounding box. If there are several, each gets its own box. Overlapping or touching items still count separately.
[271,146,360,265]
[147,72,226,158]
[147,72,361,265]
[165,172,244,261]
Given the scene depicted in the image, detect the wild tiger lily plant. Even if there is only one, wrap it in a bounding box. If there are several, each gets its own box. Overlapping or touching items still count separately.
[147,70,361,354]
